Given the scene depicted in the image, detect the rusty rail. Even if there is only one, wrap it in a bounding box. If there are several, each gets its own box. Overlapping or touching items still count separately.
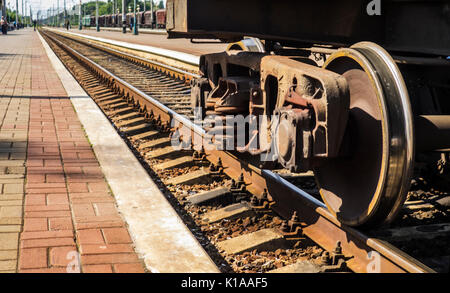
[42,29,435,273]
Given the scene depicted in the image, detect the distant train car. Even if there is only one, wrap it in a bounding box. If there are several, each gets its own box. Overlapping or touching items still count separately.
[88,11,164,29]
[105,14,112,27]
[155,9,166,28]
[143,11,155,28]
[99,15,105,27]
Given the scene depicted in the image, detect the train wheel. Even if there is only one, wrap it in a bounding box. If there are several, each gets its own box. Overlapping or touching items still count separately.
[314,42,414,227]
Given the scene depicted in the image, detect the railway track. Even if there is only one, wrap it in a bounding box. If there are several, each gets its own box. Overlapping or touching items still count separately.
[39,28,448,273]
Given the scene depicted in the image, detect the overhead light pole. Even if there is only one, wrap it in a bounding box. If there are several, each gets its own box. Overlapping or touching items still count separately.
[78,0,81,29]
[95,0,99,31]
[122,0,125,33]
[63,0,66,27]
[132,0,137,35]
[57,0,59,27]
[15,0,18,29]
[150,0,153,29]
[116,7,119,27]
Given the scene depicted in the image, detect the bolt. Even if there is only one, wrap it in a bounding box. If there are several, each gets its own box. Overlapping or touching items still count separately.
[334,241,342,255]
[193,150,199,159]
[237,173,245,187]
[331,241,345,266]
[280,220,289,233]
[199,147,207,161]
[288,211,301,232]
[230,179,237,189]
[261,189,268,201]
[320,251,332,266]
[217,157,223,169]
[250,195,259,206]
[290,211,299,222]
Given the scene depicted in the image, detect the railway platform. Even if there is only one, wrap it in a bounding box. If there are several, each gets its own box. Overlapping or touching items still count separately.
[0,28,218,273]
[52,27,228,56]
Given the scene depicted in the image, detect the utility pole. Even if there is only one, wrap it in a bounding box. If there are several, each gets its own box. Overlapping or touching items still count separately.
[95,0,99,31]
[132,0,137,34]
[122,0,125,33]
[78,0,81,30]
[63,0,66,27]
[150,0,153,28]
[15,0,18,29]
[57,0,59,27]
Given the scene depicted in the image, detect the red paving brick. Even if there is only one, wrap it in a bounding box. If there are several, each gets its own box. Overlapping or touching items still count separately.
[0,30,146,273]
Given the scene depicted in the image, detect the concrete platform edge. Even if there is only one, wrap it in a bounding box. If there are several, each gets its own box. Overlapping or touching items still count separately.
[36,30,220,273]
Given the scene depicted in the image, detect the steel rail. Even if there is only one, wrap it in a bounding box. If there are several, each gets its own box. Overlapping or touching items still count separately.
[45,29,200,82]
[41,30,435,273]
[46,27,200,66]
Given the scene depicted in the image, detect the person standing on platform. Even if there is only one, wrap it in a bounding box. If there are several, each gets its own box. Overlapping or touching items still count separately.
[33,20,37,31]
[1,16,7,35]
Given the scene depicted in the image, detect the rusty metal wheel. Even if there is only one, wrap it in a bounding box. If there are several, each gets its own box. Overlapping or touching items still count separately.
[314,42,414,228]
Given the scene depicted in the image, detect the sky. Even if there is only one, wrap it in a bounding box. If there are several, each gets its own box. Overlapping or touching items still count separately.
[5,0,166,18]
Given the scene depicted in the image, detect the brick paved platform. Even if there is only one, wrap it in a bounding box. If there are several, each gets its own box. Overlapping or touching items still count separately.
[0,29,146,273]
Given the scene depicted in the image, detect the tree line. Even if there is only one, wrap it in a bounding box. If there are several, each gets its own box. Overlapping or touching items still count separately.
[43,0,165,25]
[80,0,164,16]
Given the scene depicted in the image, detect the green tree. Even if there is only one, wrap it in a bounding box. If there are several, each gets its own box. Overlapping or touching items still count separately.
[6,8,16,22]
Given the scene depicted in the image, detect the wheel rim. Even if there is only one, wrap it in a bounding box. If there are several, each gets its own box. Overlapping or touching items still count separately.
[314,42,414,227]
